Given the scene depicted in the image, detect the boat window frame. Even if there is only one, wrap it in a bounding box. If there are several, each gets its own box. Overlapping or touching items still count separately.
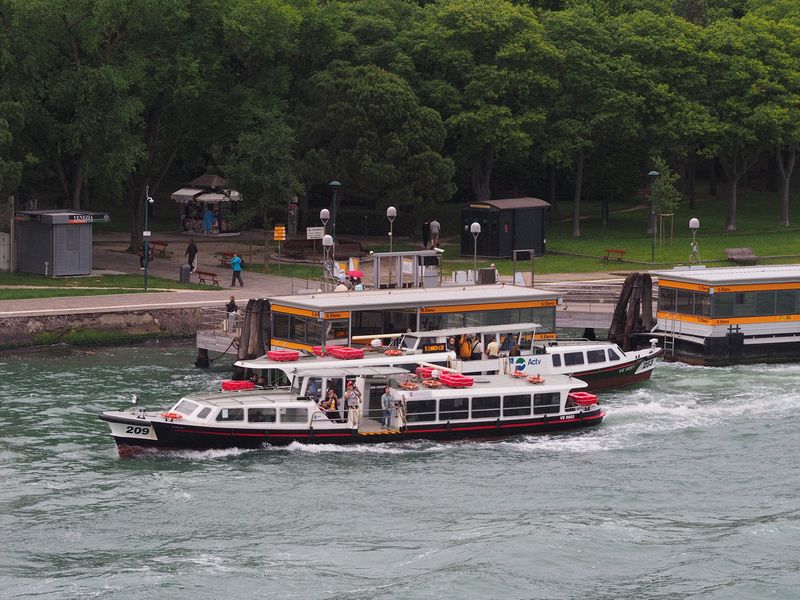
[174,399,199,416]
[439,397,469,421]
[248,407,277,423]
[216,408,244,422]
[586,349,605,364]
[471,395,500,419]
[279,407,308,423]
[196,406,212,419]
[502,393,532,417]
[406,398,437,423]
[533,392,561,415]
[563,351,585,366]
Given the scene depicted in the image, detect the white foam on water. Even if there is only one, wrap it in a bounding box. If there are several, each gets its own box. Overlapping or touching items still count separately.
[280,440,431,455]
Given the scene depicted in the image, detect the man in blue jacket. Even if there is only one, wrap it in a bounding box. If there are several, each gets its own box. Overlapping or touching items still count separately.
[230,253,244,287]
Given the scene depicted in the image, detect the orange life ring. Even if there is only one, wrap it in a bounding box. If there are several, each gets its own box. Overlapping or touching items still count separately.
[512,370,526,378]
[422,379,442,389]
[384,349,403,356]
[527,376,544,384]
[161,412,183,420]
[400,381,419,390]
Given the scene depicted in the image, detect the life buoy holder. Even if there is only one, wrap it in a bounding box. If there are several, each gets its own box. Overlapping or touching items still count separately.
[161,412,182,420]
[527,375,545,384]
[512,370,526,378]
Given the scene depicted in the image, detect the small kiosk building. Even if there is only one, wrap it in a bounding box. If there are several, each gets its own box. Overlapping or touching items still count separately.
[172,173,242,236]
[460,197,550,258]
[14,210,110,277]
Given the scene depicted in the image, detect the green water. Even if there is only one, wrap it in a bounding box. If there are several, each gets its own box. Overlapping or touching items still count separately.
[1,344,798,599]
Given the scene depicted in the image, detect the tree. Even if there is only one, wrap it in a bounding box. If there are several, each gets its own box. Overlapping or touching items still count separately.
[650,156,682,215]
[411,0,557,202]
[0,102,22,196]
[294,62,455,213]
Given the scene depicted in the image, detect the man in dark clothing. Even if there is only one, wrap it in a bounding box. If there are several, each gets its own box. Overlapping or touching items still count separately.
[185,240,198,272]
[226,296,238,330]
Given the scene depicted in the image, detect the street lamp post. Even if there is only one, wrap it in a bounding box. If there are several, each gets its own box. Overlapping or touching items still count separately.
[470,222,481,278]
[689,218,700,263]
[648,170,660,262]
[143,186,154,290]
[321,233,333,283]
[386,206,397,286]
[328,181,341,260]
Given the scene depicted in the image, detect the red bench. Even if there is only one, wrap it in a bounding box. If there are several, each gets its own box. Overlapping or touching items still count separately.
[150,241,169,257]
[603,248,626,262]
[196,270,220,286]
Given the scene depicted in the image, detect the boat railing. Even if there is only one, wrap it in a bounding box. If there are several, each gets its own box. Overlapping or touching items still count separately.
[199,306,242,334]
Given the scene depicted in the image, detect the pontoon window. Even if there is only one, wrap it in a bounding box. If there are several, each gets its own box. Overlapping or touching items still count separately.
[776,290,798,315]
[174,400,199,415]
[503,394,531,417]
[249,408,276,423]
[694,293,711,317]
[196,407,212,419]
[325,319,348,341]
[534,392,561,415]
[216,408,244,422]
[658,287,676,312]
[564,352,584,366]
[676,290,694,314]
[756,291,776,315]
[713,293,734,318]
[734,292,757,317]
[607,348,621,361]
[471,396,500,418]
[586,350,605,364]
[439,398,468,420]
[272,313,290,339]
[279,407,308,423]
[406,399,437,423]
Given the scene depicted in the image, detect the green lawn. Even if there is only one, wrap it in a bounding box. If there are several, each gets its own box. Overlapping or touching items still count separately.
[0,273,205,300]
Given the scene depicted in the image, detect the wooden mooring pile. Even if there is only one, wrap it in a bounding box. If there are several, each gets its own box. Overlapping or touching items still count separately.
[608,273,655,351]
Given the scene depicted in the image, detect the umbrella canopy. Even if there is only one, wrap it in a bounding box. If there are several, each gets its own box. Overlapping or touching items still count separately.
[347,270,364,278]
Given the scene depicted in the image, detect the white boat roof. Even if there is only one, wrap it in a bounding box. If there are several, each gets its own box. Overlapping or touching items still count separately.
[268,284,556,312]
[235,350,455,371]
[293,366,412,378]
[400,322,541,338]
[652,264,800,286]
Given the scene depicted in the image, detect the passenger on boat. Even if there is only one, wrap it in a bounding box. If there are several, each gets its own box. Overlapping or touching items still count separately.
[486,337,500,359]
[381,386,393,429]
[256,376,266,388]
[345,381,362,428]
[458,335,472,360]
[447,337,457,352]
[509,344,521,356]
[320,389,338,418]
[470,336,483,360]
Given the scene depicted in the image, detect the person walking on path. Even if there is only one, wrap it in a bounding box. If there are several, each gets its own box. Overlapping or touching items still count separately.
[185,239,198,273]
[422,220,430,249]
[230,253,244,287]
[429,218,440,248]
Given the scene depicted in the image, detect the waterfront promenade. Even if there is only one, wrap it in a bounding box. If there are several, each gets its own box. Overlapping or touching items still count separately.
[0,231,621,326]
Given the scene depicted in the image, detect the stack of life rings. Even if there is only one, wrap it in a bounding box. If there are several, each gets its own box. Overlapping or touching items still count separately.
[527,375,545,384]
[512,370,527,378]
[400,380,419,391]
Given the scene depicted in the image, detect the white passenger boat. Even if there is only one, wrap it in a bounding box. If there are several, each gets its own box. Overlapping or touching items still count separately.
[99,349,603,452]
[364,323,662,390]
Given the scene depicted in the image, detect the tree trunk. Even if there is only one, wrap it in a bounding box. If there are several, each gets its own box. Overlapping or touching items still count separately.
[709,157,717,196]
[776,146,795,228]
[71,151,87,210]
[471,146,493,202]
[548,164,558,217]
[719,152,757,232]
[572,149,583,238]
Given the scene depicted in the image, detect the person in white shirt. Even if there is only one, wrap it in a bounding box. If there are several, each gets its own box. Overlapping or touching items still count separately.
[428,218,440,248]
[486,337,500,358]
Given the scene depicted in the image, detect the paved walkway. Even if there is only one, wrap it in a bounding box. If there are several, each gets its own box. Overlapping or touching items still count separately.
[0,230,625,318]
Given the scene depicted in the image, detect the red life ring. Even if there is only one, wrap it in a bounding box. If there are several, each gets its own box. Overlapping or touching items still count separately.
[161,412,182,420]
[400,381,419,391]
[422,379,441,389]
[384,349,404,356]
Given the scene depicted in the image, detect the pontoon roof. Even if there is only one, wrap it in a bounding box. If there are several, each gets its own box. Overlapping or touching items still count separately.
[652,265,800,286]
[268,284,556,312]
[293,366,412,378]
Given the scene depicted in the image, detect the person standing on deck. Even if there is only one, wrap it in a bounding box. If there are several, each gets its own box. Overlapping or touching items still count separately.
[230,253,244,287]
[381,386,393,429]
[346,381,362,429]
[428,218,440,248]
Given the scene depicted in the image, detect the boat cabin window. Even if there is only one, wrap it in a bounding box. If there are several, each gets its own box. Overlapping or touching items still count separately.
[607,348,621,361]
[471,396,500,418]
[249,408,277,423]
[406,399,436,423]
[439,397,469,420]
[325,319,349,342]
[503,394,531,417]
[305,377,322,401]
[216,408,244,422]
[564,352,585,366]
[551,354,561,367]
[279,407,308,423]
[534,392,560,415]
[174,400,199,415]
[196,407,212,419]
[586,350,605,364]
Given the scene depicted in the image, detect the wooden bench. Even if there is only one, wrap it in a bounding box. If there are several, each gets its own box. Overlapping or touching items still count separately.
[215,251,236,266]
[150,241,169,257]
[725,248,758,266]
[604,248,626,262]
[196,270,220,286]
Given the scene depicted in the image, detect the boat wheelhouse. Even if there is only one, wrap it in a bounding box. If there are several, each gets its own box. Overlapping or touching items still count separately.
[267,284,558,353]
[99,364,603,451]
[652,264,800,365]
